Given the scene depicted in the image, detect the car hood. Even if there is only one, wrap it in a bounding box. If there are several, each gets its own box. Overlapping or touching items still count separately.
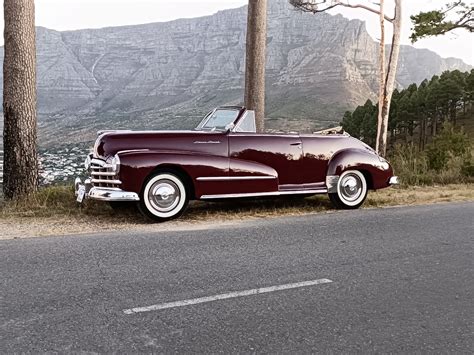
[94,130,226,158]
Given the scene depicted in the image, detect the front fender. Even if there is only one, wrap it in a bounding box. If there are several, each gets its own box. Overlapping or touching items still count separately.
[327,148,393,190]
[117,151,230,198]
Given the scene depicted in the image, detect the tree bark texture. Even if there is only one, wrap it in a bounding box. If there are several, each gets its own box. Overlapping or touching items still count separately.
[244,0,267,133]
[375,0,386,155]
[3,0,38,199]
[377,0,402,157]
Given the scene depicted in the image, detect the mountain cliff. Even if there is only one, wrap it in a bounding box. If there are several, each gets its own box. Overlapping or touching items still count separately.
[0,0,471,145]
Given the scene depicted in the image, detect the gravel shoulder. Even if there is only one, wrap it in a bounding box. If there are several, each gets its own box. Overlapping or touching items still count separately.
[1,184,472,240]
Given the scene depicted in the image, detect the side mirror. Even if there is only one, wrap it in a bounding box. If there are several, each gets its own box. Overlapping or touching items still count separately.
[225,123,235,132]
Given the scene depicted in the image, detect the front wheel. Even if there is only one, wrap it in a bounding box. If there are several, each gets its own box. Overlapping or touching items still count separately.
[329,170,368,209]
[138,171,189,222]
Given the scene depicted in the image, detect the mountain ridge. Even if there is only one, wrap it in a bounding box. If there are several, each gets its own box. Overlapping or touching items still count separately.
[0,0,471,146]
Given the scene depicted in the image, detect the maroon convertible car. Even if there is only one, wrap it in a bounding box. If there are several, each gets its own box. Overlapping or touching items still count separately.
[75,106,398,221]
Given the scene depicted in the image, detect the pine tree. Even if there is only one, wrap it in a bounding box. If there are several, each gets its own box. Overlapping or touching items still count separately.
[411,1,474,42]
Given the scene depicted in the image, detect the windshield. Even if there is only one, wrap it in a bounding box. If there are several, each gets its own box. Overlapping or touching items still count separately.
[196,109,240,131]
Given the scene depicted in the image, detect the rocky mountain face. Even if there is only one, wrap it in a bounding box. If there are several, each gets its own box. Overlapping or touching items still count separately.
[0,0,471,146]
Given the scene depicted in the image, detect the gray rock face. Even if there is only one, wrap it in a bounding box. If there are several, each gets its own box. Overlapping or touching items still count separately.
[0,0,471,144]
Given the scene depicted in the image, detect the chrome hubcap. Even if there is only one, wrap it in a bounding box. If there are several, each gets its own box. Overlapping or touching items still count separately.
[340,174,363,202]
[148,180,180,212]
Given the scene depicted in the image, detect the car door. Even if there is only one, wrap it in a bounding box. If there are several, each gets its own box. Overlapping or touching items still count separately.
[228,133,305,186]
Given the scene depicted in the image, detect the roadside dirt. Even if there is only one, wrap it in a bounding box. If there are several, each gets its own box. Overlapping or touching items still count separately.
[1,184,472,240]
[0,216,240,240]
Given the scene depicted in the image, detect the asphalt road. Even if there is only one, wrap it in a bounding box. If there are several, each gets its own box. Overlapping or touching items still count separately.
[1,202,473,353]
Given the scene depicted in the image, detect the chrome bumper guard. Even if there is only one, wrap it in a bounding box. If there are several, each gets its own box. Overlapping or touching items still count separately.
[326,175,339,194]
[389,176,400,185]
[75,178,140,202]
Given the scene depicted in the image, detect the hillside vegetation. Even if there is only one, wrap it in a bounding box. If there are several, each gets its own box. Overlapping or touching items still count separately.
[342,70,474,185]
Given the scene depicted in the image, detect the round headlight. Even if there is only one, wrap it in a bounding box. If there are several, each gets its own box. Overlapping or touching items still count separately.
[378,157,390,170]
[106,154,121,173]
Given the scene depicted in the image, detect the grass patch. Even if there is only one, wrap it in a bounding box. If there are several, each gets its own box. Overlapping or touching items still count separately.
[1,183,472,239]
[1,183,473,221]
[0,185,135,219]
[366,184,474,207]
[0,185,332,220]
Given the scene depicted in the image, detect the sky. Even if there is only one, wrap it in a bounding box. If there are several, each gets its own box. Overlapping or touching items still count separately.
[0,0,473,66]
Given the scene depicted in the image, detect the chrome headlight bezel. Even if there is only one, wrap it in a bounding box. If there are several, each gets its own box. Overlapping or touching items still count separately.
[378,156,390,170]
[106,154,121,174]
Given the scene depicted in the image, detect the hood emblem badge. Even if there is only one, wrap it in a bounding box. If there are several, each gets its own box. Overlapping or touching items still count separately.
[194,141,221,144]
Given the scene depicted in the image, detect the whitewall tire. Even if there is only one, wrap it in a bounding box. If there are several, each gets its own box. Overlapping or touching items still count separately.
[329,170,368,209]
[138,172,189,222]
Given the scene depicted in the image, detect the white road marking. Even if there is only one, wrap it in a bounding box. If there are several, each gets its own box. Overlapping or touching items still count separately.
[123,278,333,315]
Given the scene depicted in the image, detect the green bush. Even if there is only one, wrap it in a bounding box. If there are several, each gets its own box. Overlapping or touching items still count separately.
[391,143,432,185]
[461,162,474,177]
[425,123,471,171]
[390,124,473,185]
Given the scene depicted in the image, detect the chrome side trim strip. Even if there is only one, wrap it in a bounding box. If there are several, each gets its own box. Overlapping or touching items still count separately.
[117,149,150,155]
[97,130,133,137]
[197,176,277,182]
[200,189,327,200]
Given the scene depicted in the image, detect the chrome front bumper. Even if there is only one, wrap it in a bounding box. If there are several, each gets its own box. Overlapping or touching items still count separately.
[74,178,140,202]
[389,176,400,185]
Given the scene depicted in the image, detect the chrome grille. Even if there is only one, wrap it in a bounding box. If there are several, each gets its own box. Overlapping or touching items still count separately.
[89,158,121,189]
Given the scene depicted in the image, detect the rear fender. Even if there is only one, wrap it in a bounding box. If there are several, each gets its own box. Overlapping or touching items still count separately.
[326,148,393,191]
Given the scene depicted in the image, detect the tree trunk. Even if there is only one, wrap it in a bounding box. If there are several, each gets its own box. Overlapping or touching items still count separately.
[376,0,403,158]
[3,0,38,200]
[244,0,267,133]
[418,118,423,151]
[424,118,428,148]
[451,102,457,126]
[375,0,386,154]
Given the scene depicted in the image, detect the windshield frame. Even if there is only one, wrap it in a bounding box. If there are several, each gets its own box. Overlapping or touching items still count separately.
[195,108,242,132]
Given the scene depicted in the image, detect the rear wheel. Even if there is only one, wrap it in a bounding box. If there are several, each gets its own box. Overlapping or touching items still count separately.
[138,171,189,222]
[329,170,367,209]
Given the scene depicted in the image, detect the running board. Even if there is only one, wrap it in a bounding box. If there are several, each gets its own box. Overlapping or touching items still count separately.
[200,189,328,200]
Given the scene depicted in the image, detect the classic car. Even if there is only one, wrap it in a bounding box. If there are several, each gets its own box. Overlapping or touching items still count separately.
[75,106,399,221]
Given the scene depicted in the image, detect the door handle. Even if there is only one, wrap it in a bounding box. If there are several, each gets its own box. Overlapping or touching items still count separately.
[290,142,302,149]
[290,142,301,146]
